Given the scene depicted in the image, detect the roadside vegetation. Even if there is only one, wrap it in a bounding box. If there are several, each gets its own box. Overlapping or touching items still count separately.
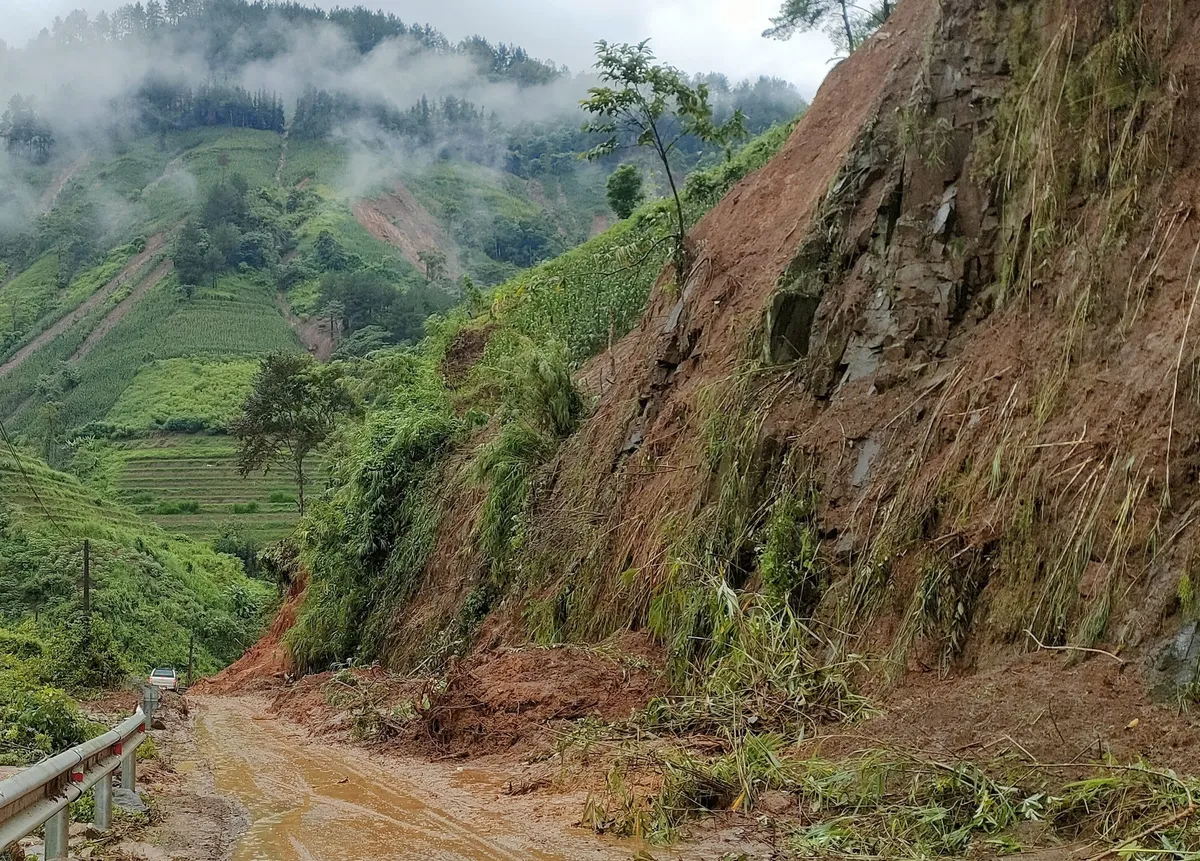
[0,453,271,765]
[284,116,800,672]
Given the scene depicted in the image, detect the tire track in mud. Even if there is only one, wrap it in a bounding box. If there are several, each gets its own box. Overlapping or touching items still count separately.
[0,234,167,378]
[192,695,633,861]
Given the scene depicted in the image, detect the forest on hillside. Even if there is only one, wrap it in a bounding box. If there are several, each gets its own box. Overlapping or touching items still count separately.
[0,0,804,177]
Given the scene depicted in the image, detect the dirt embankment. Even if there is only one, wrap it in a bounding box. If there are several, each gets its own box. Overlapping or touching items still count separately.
[38,153,90,214]
[276,293,335,361]
[353,181,461,278]
[380,0,1200,692]
[196,0,1200,854]
[0,233,168,378]
[195,573,307,695]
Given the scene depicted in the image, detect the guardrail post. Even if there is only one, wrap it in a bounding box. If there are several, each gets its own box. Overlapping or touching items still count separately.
[121,750,136,791]
[141,685,158,727]
[43,808,69,860]
[94,772,113,831]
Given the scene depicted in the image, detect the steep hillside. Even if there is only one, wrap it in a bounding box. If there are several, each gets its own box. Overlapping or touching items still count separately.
[0,0,803,553]
[263,0,1200,854]
[393,0,1200,682]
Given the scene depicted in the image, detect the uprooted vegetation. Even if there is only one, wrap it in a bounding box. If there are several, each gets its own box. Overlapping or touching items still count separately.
[217,0,1200,856]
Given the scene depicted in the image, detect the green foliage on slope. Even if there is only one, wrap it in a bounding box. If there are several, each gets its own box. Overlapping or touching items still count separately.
[285,120,798,670]
[0,447,272,762]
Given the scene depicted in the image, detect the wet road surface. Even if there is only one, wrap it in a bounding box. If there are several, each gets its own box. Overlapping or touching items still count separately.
[193,696,629,861]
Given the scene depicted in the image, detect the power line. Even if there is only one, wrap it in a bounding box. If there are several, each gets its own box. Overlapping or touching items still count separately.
[0,416,71,539]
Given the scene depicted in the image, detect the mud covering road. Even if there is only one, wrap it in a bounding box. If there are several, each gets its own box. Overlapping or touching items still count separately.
[189,695,637,861]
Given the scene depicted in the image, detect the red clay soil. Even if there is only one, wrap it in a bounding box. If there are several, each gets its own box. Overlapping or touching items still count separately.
[276,292,335,361]
[818,652,1200,776]
[590,214,613,237]
[267,633,665,760]
[353,181,460,277]
[381,0,939,658]
[417,634,665,757]
[441,323,495,386]
[194,575,306,695]
[70,258,174,362]
[0,233,167,378]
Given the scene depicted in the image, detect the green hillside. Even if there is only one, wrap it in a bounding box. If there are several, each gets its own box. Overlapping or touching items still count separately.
[0,446,274,760]
[0,5,807,746]
[104,435,316,543]
[0,451,273,666]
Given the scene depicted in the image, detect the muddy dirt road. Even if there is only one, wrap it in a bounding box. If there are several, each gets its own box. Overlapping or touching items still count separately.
[191,695,637,861]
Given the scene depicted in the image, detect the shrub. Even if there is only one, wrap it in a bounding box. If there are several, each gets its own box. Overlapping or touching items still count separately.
[156,500,201,515]
[213,521,260,575]
[0,672,92,765]
[45,616,127,694]
[472,339,584,572]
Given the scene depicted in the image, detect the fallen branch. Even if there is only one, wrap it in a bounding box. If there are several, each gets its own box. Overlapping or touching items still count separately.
[1024,629,1126,665]
[1083,804,1197,861]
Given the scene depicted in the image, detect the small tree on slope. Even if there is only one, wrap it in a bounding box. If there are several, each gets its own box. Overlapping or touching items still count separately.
[581,40,746,284]
[231,352,354,515]
[606,163,646,220]
[764,0,894,55]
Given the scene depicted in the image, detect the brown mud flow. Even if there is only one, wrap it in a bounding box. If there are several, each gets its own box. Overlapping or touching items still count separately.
[194,695,633,861]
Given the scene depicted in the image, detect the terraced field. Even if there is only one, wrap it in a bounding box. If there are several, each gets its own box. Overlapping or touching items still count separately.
[0,453,143,537]
[108,436,322,543]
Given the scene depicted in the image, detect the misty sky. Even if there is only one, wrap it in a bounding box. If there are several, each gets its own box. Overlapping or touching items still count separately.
[0,0,838,98]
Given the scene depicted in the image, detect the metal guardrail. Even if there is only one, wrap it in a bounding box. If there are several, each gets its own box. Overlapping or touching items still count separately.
[0,707,148,859]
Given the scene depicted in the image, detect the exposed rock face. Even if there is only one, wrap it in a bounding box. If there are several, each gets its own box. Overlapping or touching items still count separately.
[389,0,1200,698]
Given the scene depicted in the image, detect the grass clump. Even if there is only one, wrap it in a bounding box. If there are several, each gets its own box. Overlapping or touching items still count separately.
[582,738,1200,858]
[647,582,867,739]
[471,338,584,576]
[0,670,95,765]
[980,0,1179,305]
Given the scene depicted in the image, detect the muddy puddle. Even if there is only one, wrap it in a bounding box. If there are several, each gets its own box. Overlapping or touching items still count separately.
[194,696,629,861]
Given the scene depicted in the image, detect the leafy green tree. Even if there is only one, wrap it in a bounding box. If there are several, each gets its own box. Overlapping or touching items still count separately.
[418,248,448,282]
[40,400,62,461]
[47,616,127,693]
[231,352,355,515]
[173,219,209,294]
[606,163,646,219]
[463,274,488,317]
[202,245,226,290]
[581,41,746,282]
[763,0,893,54]
[318,270,453,343]
[314,230,354,271]
[213,521,259,576]
[331,325,392,359]
[201,176,251,230]
[319,300,345,339]
[0,94,55,163]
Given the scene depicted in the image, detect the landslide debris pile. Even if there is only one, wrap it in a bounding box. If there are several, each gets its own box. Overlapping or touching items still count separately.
[229,0,1200,854]
[419,0,1200,682]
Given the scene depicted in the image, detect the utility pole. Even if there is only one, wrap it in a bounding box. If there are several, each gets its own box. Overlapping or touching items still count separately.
[187,630,195,688]
[82,539,91,616]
